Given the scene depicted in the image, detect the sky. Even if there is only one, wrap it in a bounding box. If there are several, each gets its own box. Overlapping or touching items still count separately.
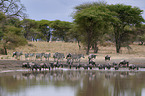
[21,0,145,22]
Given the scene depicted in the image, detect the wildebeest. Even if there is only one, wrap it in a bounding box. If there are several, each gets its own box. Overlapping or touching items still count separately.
[44,53,51,61]
[119,60,129,67]
[75,63,82,69]
[88,54,97,62]
[105,55,111,61]
[66,53,73,64]
[112,62,119,70]
[129,64,139,70]
[31,63,41,71]
[40,63,48,70]
[106,63,112,70]
[98,64,105,70]
[88,54,97,65]
[83,64,88,70]
[114,65,119,70]
[22,62,31,68]
[35,53,45,61]
[12,51,23,60]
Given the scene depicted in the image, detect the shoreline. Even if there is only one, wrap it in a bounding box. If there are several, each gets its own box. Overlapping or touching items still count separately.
[0,56,145,72]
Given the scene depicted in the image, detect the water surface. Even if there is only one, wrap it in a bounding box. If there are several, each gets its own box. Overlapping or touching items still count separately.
[0,69,145,96]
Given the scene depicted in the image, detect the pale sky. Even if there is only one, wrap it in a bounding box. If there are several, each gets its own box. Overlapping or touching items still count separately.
[21,0,145,22]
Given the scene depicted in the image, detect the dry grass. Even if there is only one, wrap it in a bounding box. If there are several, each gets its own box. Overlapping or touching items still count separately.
[14,41,86,55]
[1,41,145,61]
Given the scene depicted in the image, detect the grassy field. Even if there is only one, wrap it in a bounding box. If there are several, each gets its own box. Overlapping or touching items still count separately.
[0,41,145,61]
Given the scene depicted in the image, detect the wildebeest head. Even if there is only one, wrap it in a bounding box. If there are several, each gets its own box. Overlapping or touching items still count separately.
[66,53,72,59]
[105,55,111,61]
[88,54,97,59]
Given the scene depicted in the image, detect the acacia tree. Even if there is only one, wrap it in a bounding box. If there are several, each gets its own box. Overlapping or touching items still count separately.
[2,25,27,55]
[0,12,6,39]
[0,0,27,55]
[37,20,52,42]
[135,24,145,45]
[73,2,118,54]
[22,19,39,41]
[0,0,26,18]
[50,20,72,42]
[107,4,144,53]
[67,24,86,50]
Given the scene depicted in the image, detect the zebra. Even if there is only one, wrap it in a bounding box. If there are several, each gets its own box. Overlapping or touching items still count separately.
[29,53,35,60]
[12,51,23,60]
[44,53,51,61]
[25,53,35,60]
[71,54,85,63]
[25,53,29,60]
[53,52,65,62]
[35,53,45,61]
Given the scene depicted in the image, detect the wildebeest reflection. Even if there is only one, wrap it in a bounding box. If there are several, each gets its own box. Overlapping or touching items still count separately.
[14,71,139,82]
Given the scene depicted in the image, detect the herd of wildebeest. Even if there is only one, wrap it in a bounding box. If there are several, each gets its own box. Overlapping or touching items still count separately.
[12,51,140,71]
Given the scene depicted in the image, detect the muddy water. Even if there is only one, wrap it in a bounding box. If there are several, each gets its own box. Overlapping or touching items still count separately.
[0,69,145,96]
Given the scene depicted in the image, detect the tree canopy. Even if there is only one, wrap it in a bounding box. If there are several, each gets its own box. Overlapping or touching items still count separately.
[72,2,144,54]
[107,4,144,53]
[73,2,118,54]
[37,20,52,42]
[50,20,72,42]
[0,0,27,55]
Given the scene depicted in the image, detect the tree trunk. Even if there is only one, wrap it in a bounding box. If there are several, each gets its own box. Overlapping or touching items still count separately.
[94,43,98,53]
[46,36,50,42]
[77,40,81,49]
[86,43,90,55]
[46,37,50,42]
[24,32,28,39]
[86,30,91,55]
[4,46,7,55]
[116,40,121,53]
[46,32,51,42]
[114,27,121,53]
[86,34,91,55]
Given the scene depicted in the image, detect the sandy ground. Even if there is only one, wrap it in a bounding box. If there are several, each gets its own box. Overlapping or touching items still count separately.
[0,55,145,71]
